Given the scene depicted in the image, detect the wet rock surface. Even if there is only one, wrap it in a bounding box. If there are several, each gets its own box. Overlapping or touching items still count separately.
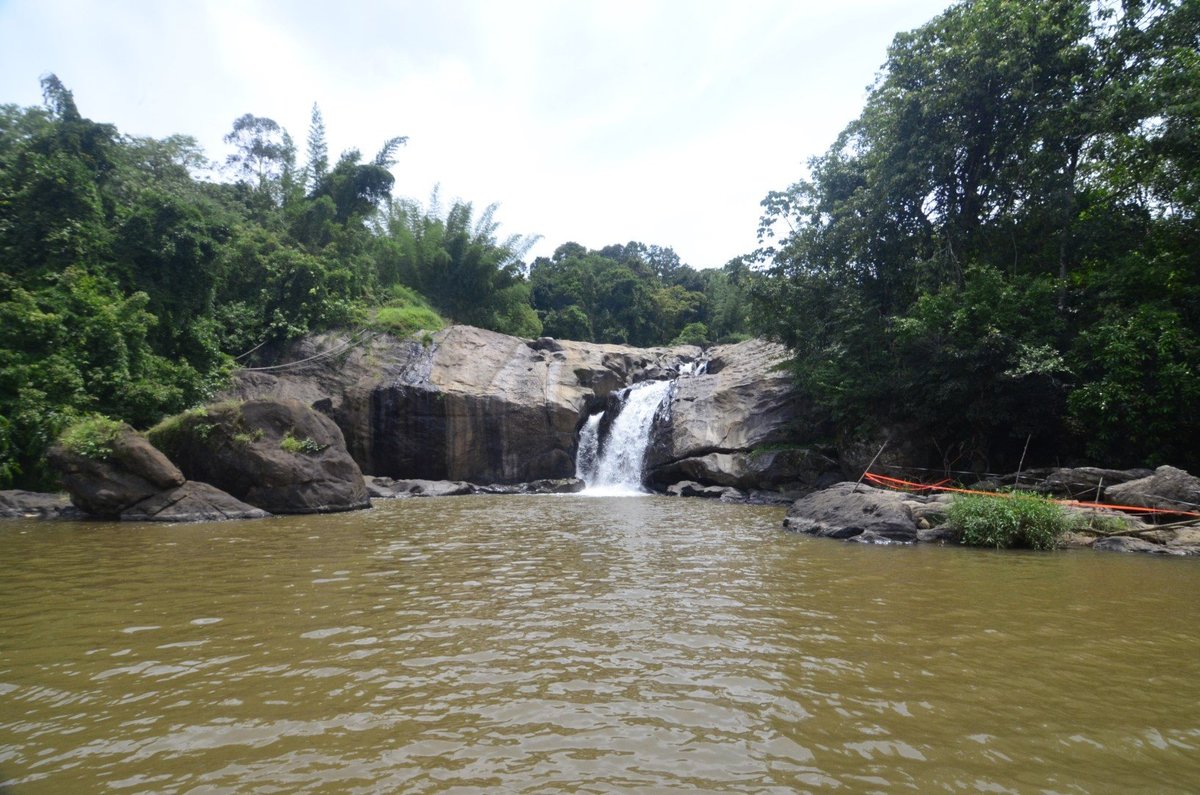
[121,482,271,522]
[784,482,919,542]
[0,490,74,519]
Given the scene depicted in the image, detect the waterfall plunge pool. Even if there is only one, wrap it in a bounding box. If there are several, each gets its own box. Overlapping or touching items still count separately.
[3,495,1199,792]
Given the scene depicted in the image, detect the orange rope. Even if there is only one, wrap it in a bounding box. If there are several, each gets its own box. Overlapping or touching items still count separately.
[862,472,1200,518]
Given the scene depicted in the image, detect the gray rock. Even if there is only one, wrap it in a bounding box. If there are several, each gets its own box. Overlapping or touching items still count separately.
[784,482,918,542]
[1091,536,1178,555]
[121,482,271,522]
[480,478,586,495]
[370,478,477,498]
[149,399,369,514]
[0,490,72,518]
[1040,467,1154,499]
[225,326,701,485]
[917,524,961,543]
[647,339,806,489]
[47,425,185,518]
[665,480,744,500]
[1105,466,1200,514]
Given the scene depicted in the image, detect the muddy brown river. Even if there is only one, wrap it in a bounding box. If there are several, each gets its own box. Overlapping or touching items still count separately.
[2,495,1198,792]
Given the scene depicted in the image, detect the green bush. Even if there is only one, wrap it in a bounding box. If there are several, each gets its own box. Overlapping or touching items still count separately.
[280,432,324,455]
[373,305,445,336]
[672,321,711,346]
[947,491,1071,550]
[58,415,125,461]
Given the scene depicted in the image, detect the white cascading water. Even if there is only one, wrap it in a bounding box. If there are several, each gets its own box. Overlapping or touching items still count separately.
[576,379,673,495]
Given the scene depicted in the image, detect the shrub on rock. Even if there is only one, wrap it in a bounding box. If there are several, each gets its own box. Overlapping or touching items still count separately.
[149,399,369,514]
[48,416,185,517]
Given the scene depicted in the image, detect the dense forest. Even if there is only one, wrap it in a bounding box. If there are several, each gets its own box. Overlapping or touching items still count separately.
[0,80,749,488]
[750,0,1199,472]
[2,0,1198,488]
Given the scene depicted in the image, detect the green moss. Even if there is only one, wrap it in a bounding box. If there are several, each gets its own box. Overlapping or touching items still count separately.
[58,415,125,461]
[947,492,1071,550]
[232,428,264,446]
[148,406,211,450]
[280,432,324,455]
[367,287,446,338]
[372,305,445,337]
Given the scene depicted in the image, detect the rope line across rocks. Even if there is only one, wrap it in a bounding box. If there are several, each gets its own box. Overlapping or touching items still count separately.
[861,472,1200,519]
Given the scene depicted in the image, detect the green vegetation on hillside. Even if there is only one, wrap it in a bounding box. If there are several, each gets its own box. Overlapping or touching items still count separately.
[0,80,749,489]
[750,0,1200,472]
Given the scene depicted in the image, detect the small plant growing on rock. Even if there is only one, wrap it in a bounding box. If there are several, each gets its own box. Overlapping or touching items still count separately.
[947,492,1070,550]
[58,415,124,461]
[280,432,324,455]
[232,429,265,446]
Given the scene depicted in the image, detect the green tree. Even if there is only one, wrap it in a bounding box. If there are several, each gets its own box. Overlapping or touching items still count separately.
[751,0,1200,471]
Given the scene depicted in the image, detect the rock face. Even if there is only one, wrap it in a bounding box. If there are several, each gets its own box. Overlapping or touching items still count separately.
[226,326,705,485]
[121,482,271,522]
[1105,466,1200,513]
[783,481,919,542]
[645,339,833,491]
[0,490,73,519]
[47,425,186,517]
[149,399,369,514]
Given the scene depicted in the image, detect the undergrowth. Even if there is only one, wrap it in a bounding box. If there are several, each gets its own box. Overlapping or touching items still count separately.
[58,415,125,461]
[947,492,1072,550]
[368,285,445,338]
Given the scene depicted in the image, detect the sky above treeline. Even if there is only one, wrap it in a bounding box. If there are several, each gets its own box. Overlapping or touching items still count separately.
[0,0,952,268]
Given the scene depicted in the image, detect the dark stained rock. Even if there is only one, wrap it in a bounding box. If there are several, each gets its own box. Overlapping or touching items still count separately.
[0,490,72,519]
[368,477,477,498]
[664,480,745,500]
[225,326,700,485]
[149,399,369,514]
[1091,536,1178,555]
[917,524,961,543]
[1105,466,1200,514]
[1040,467,1154,499]
[47,425,185,518]
[650,447,841,492]
[480,478,587,495]
[784,482,918,542]
[121,482,271,522]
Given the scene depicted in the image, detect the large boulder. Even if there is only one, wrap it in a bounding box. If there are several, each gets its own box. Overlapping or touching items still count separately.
[1105,466,1200,514]
[225,326,701,485]
[48,424,185,517]
[783,481,919,542]
[121,482,271,522]
[645,339,827,489]
[149,399,369,514]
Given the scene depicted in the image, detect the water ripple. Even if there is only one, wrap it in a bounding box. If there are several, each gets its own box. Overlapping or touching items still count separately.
[1,496,1198,792]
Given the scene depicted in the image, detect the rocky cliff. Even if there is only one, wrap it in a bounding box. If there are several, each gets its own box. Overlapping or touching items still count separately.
[225,326,817,490]
[227,326,706,485]
[645,339,837,491]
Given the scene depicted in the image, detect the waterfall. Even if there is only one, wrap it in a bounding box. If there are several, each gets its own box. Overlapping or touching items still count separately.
[576,379,673,495]
[575,412,602,485]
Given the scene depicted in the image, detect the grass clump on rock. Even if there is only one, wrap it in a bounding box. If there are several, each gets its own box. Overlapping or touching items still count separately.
[57,415,125,461]
[280,432,324,455]
[947,491,1072,550]
[369,286,445,338]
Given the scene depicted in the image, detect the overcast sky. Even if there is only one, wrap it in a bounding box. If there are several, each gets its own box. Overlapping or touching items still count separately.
[0,0,951,268]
